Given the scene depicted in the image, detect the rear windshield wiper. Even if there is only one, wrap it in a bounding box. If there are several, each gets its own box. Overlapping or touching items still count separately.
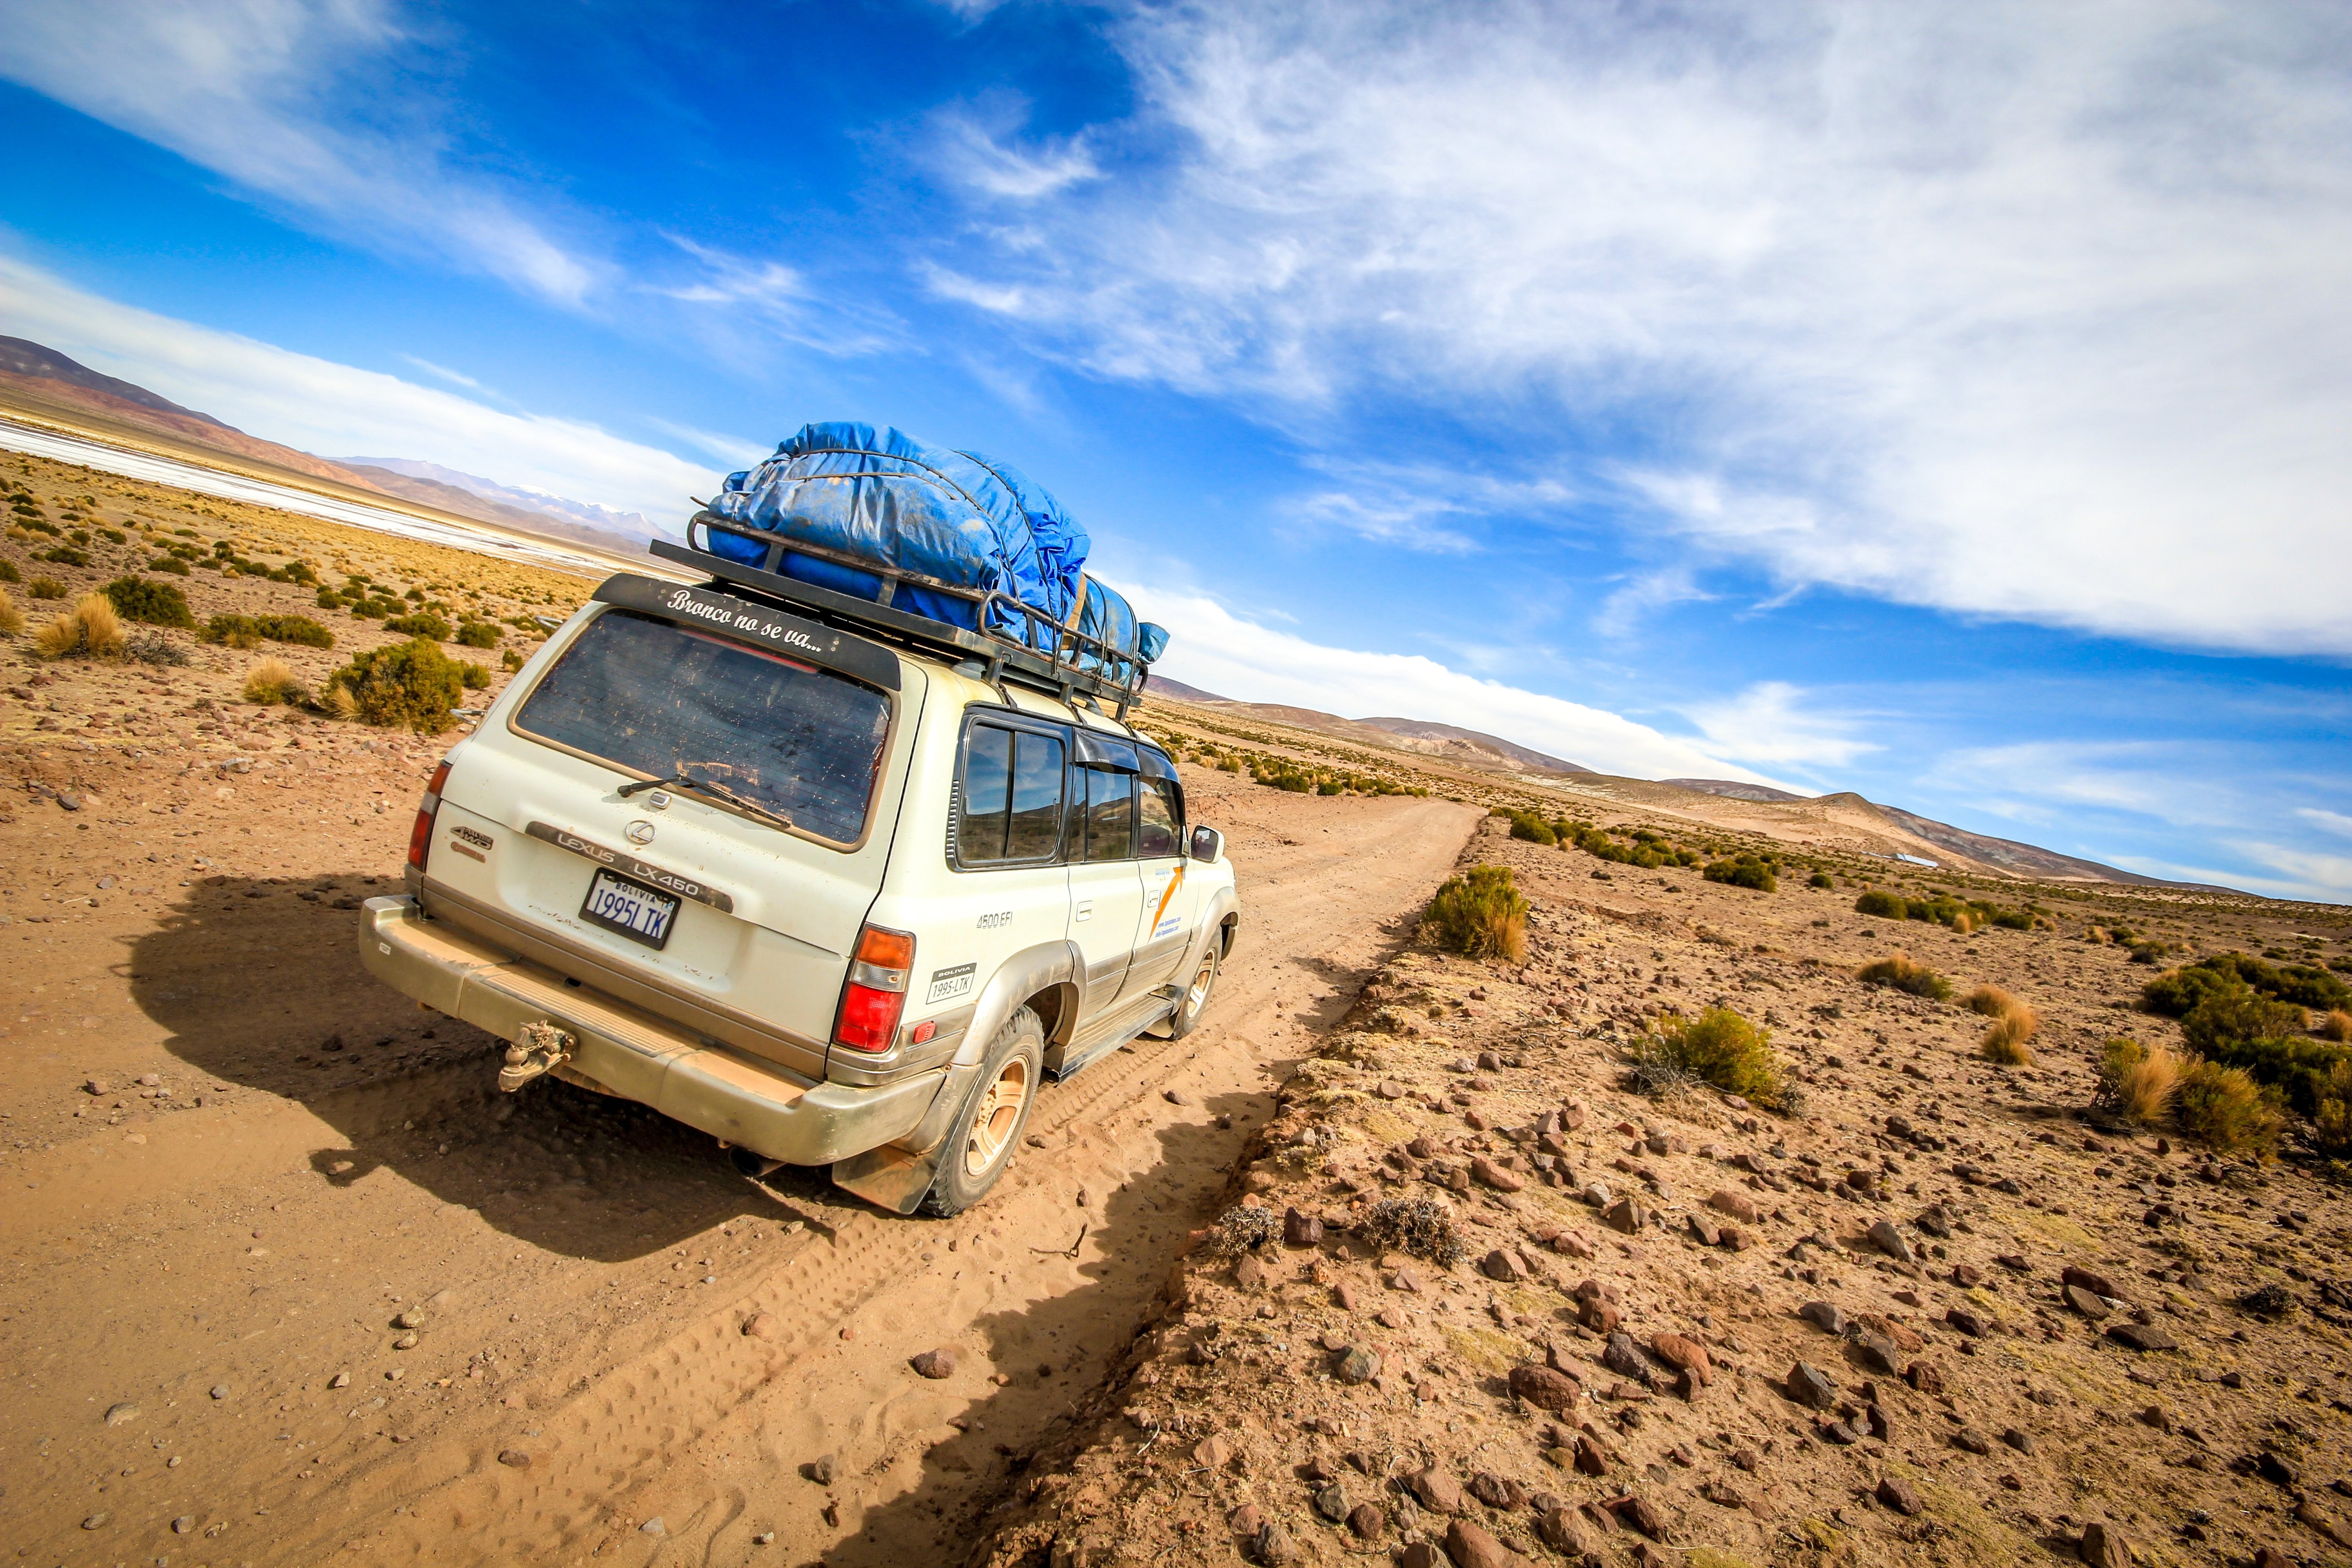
[618,773,795,833]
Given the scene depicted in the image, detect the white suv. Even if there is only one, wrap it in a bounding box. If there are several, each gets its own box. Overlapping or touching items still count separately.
[358,563,1238,1216]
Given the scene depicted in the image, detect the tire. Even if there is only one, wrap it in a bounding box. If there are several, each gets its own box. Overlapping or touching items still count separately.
[919,1005,1045,1217]
[1166,946,1220,1040]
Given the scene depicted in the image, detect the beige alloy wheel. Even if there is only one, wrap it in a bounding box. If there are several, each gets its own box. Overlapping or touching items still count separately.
[961,1055,1031,1179]
[1168,946,1219,1039]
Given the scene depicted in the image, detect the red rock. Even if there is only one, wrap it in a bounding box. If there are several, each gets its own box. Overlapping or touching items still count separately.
[1875,1476,1923,1516]
[909,1347,958,1379]
[1443,1518,1526,1568]
[1708,1189,1762,1224]
[1508,1364,1580,1411]
[1471,1156,1525,1193]
[1409,1464,1465,1514]
[1651,1333,1711,1386]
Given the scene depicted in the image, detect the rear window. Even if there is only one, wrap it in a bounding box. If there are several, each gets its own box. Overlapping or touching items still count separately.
[514,608,891,845]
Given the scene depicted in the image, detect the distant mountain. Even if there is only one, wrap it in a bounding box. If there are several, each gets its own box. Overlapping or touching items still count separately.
[1145,674,1231,704]
[1356,717,1592,776]
[1662,778,1808,803]
[1869,803,2196,889]
[345,457,668,556]
[0,336,664,563]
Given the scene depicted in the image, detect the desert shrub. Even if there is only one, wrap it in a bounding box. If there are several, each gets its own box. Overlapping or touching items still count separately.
[1208,1205,1281,1256]
[500,648,524,671]
[2309,1061,2352,1158]
[2202,1035,2352,1118]
[145,556,191,575]
[1507,810,1557,846]
[1357,1196,1466,1269]
[327,636,464,734]
[1808,871,1834,889]
[2148,953,2350,1016]
[1704,856,1778,892]
[459,660,490,690]
[0,584,19,636]
[1635,1006,1785,1108]
[1966,985,2019,1019]
[383,612,451,640]
[1423,863,1528,964]
[2323,1010,2352,1044]
[1857,951,1952,1001]
[2174,1059,2283,1156]
[1979,1009,2038,1066]
[2096,1038,2182,1126]
[203,612,335,650]
[1855,889,1907,918]
[2182,990,2308,1058]
[35,593,127,659]
[39,544,89,566]
[454,618,502,648]
[102,574,196,629]
[0,559,18,583]
[29,575,65,600]
[243,657,307,706]
[125,630,188,666]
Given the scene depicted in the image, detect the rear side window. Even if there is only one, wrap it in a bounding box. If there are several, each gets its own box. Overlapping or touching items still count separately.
[514,609,890,846]
[958,722,1067,865]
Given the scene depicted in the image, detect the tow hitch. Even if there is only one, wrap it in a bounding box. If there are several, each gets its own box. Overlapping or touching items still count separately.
[499,1019,575,1092]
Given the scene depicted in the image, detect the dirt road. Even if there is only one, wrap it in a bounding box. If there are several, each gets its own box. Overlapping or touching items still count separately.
[0,696,1474,1566]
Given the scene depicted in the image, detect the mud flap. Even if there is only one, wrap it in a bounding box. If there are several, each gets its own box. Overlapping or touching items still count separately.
[830,1143,940,1215]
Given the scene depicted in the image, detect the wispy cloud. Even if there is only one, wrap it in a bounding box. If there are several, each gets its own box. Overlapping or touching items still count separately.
[0,0,601,306]
[0,254,709,520]
[918,2,2352,655]
[1684,682,1879,771]
[642,417,770,471]
[399,355,486,392]
[1108,579,1775,785]
[932,100,1102,201]
[2299,808,2352,841]
[1593,568,1707,640]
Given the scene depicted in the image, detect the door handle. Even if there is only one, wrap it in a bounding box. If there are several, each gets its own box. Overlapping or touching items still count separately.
[1075,901,1093,922]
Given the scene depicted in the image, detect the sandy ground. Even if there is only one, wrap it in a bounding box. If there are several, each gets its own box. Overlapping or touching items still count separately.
[0,640,1476,1565]
[968,817,2352,1568]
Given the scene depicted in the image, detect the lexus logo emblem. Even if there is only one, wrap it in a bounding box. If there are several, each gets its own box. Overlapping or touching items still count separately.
[625,820,657,846]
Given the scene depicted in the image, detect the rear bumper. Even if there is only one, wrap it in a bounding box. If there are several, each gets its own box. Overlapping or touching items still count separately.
[358,896,942,1165]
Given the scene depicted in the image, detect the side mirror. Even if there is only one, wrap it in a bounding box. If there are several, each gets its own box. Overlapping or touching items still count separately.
[1188,825,1225,864]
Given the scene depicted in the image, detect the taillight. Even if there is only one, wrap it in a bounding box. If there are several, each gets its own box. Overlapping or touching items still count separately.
[406,759,453,872]
[833,923,915,1053]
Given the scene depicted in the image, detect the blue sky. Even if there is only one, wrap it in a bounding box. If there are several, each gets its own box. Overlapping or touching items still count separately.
[2,0,2348,899]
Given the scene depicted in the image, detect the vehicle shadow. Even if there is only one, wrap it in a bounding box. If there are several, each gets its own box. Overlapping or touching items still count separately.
[127,872,789,1261]
[804,1080,1335,1568]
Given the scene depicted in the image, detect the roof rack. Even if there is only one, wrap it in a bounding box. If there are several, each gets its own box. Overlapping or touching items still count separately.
[650,513,1148,718]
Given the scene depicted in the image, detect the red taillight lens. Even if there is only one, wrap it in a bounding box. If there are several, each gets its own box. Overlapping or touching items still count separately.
[406,760,454,872]
[833,922,914,1053]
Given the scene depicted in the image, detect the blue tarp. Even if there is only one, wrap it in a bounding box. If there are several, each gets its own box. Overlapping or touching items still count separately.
[705,423,1166,672]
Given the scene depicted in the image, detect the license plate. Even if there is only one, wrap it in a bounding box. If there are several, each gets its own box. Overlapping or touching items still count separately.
[579,869,681,949]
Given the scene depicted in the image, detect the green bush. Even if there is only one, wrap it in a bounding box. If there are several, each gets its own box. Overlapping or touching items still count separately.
[328,636,465,734]
[145,556,191,575]
[383,612,451,640]
[1637,1006,1786,1108]
[315,587,342,608]
[2174,1059,2283,1156]
[454,618,502,648]
[459,661,490,690]
[1507,810,1557,846]
[39,544,88,566]
[2146,953,2351,1017]
[1808,871,1834,889]
[500,648,524,671]
[1857,952,1952,1001]
[1423,863,1528,964]
[27,576,64,600]
[2200,1034,2352,1118]
[203,613,336,650]
[0,559,15,584]
[1704,856,1778,892]
[2182,989,2308,1058]
[101,575,196,629]
[1855,889,1907,918]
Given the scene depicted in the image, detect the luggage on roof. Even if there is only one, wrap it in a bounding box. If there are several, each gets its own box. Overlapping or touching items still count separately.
[696,423,1165,684]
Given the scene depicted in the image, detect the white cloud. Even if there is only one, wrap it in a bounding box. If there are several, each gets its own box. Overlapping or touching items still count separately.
[933,103,1102,201]
[1684,681,1879,770]
[1592,567,1708,640]
[0,254,710,520]
[642,418,771,471]
[1109,579,1777,785]
[2299,808,2352,841]
[0,0,599,305]
[398,355,485,391]
[930,2,2352,654]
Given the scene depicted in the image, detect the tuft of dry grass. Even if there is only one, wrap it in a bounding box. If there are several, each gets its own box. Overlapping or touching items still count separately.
[0,583,20,636]
[2120,1045,2182,1125]
[1980,1009,2037,1066]
[34,593,127,659]
[2323,1009,2352,1044]
[242,657,305,706]
[1967,985,2019,1019]
[1858,951,1952,1002]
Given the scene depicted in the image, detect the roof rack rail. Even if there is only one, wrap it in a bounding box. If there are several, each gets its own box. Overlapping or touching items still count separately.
[650,514,1148,718]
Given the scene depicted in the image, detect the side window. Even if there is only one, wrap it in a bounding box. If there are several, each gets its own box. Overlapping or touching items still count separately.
[1137,777,1180,858]
[1081,767,1133,861]
[958,722,1066,866]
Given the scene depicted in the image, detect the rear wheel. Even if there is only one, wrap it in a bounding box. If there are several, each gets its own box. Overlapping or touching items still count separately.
[1166,946,1220,1039]
[919,1005,1044,1216]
